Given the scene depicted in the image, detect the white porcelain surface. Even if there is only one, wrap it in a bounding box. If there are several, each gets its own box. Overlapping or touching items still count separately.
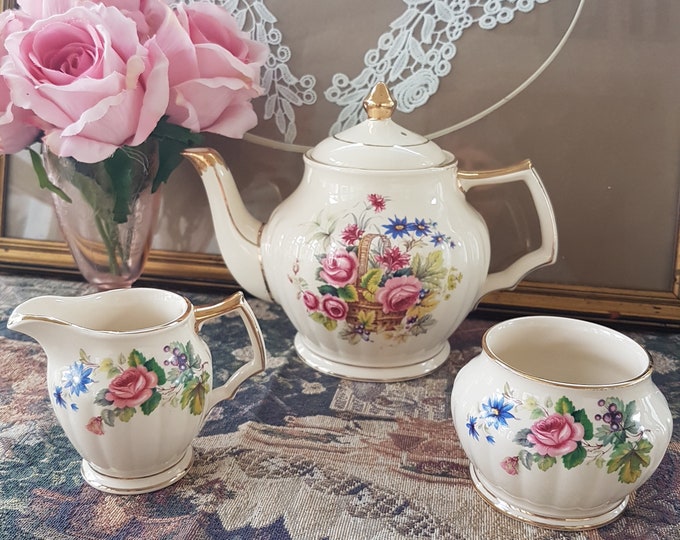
[184,83,558,381]
[451,316,673,530]
[8,288,266,494]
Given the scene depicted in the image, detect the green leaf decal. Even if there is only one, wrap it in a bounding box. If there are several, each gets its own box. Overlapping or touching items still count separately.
[337,284,358,302]
[180,373,210,415]
[101,409,116,427]
[140,390,162,416]
[607,439,653,484]
[572,409,594,440]
[128,350,146,367]
[318,284,338,297]
[310,312,337,331]
[360,269,383,292]
[513,428,534,448]
[562,443,587,469]
[535,454,557,471]
[117,407,135,423]
[94,388,113,407]
[144,358,167,386]
[554,396,575,415]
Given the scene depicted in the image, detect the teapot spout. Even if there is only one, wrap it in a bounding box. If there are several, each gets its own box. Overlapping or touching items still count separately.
[182,148,272,301]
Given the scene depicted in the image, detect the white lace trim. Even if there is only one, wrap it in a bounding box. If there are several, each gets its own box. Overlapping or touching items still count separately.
[183,0,573,145]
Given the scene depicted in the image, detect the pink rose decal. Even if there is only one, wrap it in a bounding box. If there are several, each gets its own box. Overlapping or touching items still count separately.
[1,3,169,162]
[375,275,423,314]
[501,456,519,476]
[161,2,268,138]
[105,365,158,409]
[86,416,105,436]
[526,413,585,458]
[319,250,358,288]
[320,294,349,321]
[302,290,319,311]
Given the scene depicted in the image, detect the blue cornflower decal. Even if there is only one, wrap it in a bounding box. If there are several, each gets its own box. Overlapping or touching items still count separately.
[382,216,409,239]
[466,415,479,440]
[53,386,67,408]
[486,435,495,444]
[481,395,516,429]
[408,218,431,237]
[63,361,94,397]
[430,233,447,246]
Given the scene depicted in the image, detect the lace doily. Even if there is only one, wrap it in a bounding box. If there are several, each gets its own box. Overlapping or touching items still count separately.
[179,0,582,148]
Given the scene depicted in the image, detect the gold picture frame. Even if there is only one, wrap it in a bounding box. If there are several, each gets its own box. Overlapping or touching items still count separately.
[2,0,680,326]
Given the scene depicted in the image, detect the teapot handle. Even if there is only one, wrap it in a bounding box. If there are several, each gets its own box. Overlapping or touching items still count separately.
[194,292,266,408]
[458,159,558,302]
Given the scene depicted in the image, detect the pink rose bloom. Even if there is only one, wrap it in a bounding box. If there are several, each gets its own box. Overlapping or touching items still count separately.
[0,10,39,153]
[105,365,158,409]
[1,3,169,162]
[319,250,359,288]
[158,2,268,138]
[527,413,585,458]
[320,294,349,321]
[375,275,422,314]
[302,290,319,311]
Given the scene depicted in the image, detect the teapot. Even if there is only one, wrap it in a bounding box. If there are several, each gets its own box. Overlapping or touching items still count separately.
[8,288,266,494]
[183,83,557,381]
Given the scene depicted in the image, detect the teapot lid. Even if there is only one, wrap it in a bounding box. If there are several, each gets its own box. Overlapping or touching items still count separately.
[308,83,453,170]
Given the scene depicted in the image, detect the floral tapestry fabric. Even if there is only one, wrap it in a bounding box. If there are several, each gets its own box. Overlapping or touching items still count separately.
[0,274,678,540]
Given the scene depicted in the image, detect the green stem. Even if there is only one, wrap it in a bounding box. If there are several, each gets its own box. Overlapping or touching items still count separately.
[94,213,122,276]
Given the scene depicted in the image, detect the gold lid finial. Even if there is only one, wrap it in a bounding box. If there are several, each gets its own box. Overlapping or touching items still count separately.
[363,82,395,120]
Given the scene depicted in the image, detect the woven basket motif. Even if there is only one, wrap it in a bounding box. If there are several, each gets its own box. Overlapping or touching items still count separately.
[289,193,463,344]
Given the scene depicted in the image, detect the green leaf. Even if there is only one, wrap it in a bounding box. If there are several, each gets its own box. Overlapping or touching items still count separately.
[623,400,641,435]
[530,407,546,419]
[318,285,338,297]
[572,409,594,440]
[535,454,557,471]
[94,388,113,407]
[117,407,136,422]
[360,269,383,292]
[513,428,534,448]
[607,439,653,484]
[337,284,358,302]
[144,357,167,386]
[101,409,116,427]
[29,148,72,202]
[555,396,575,415]
[562,443,587,469]
[150,117,204,192]
[140,390,162,415]
[180,374,209,415]
[411,251,447,290]
[128,349,147,367]
[518,449,533,470]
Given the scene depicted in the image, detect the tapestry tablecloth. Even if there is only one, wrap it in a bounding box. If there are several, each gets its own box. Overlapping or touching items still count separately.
[0,274,678,540]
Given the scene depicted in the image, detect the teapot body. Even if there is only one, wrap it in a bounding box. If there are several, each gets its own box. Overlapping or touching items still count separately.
[261,155,489,380]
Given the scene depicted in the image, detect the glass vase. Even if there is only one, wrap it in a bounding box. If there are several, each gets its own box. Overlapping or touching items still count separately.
[43,140,161,290]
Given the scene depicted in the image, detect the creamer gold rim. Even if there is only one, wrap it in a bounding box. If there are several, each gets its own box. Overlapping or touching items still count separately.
[19,289,193,335]
[481,316,654,390]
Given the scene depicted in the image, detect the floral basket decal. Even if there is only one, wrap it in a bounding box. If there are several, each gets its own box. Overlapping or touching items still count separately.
[345,233,410,332]
[289,194,463,344]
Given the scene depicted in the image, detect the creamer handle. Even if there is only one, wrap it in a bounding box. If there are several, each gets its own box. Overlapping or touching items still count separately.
[194,292,266,407]
[458,160,558,303]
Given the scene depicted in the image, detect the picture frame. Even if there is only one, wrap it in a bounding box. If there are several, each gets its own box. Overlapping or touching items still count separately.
[1,0,679,326]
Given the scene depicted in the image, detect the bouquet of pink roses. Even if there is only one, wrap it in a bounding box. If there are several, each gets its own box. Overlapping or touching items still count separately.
[0,0,267,283]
